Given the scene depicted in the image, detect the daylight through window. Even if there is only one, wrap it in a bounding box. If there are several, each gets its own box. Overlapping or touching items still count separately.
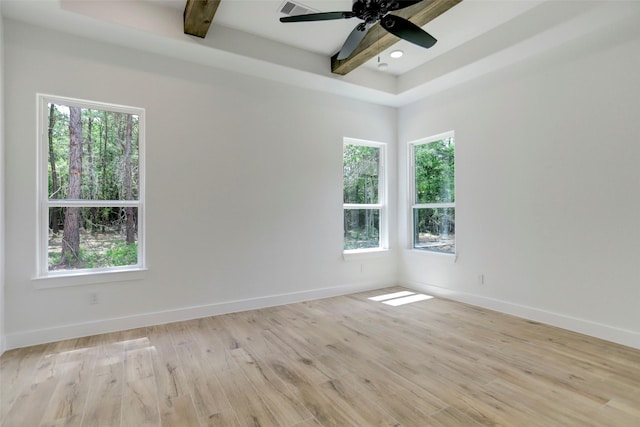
[38,95,145,276]
[410,132,455,253]
[343,139,387,252]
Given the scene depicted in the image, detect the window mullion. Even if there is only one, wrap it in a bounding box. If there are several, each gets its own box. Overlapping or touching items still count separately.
[344,204,382,209]
[413,202,455,209]
[46,200,142,208]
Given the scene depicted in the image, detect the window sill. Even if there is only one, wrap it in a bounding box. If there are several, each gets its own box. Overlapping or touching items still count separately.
[32,268,147,289]
[343,248,390,261]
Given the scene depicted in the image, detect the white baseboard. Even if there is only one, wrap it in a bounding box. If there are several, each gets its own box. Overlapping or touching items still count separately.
[401,280,640,350]
[5,281,389,350]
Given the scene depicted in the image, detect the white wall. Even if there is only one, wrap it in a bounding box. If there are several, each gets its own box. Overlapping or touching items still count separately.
[398,18,640,348]
[3,20,398,348]
[0,14,6,355]
[5,6,640,351]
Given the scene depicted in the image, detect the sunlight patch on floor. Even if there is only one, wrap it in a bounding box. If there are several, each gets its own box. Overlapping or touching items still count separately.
[368,291,433,306]
[368,291,415,301]
[382,293,433,306]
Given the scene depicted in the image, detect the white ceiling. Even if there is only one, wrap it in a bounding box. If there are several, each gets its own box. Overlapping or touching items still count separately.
[2,0,640,106]
[152,0,545,75]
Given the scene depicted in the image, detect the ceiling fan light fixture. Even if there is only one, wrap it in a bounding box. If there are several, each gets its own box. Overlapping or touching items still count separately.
[281,0,439,67]
[390,49,404,58]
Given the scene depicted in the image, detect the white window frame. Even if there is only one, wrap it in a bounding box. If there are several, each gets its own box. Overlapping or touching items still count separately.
[343,138,388,254]
[35,94,146,283]
[409,131,455,254]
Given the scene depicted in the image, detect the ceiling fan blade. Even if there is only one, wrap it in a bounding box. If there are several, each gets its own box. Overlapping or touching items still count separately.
[337,23,369,60]
[387,0,424,12]
[380,14,437,49]
[280,11,354,23]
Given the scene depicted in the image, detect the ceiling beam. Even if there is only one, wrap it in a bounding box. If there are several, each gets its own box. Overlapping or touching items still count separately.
[184,0,221,38]
[330,0,463,75]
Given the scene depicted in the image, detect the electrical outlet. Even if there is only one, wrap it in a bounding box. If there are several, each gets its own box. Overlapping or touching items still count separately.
[89,292,99,305]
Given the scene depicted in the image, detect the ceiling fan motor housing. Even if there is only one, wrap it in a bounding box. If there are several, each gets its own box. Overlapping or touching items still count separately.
[280,0,436,61]
[352,0,400,24]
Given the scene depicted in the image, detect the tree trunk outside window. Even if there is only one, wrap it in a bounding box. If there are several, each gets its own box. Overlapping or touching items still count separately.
[48,103,60,234]
[124,113,135,244]
[60,106,82,266]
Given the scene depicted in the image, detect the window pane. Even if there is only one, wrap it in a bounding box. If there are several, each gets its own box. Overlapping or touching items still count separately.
[48,207,138,271]
[414,138,454,203]
[413,207,455,253]
[47,104,139,201]
[344,144,380,204]
[344,209,380,250]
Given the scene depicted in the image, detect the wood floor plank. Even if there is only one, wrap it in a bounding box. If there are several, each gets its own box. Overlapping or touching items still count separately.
[81,364,123,427]
[590,398,640,426]
[216,367,280,427]
[1,287,639,427]
[146,324,189,402]
[0,343,48,421]
[171,335,231,421]
[121,376,160,427]
[159,394,200,427]
[430,407,483,427]
[291,381,371,427]
[338,366,445,424]
[186,317,238,373]
[202,410,241,427]
[290,418,322,427]
[2,369,59,426]
[3,340,77,427]
[39,335,102,427]
[80,333,125,427]
[230,347,312,426]
[316,377,402,426]
[121,345,160,427]
[259,329,339,386]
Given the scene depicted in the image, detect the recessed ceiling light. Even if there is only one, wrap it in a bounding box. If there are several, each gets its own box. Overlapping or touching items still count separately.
[390,50,404,59]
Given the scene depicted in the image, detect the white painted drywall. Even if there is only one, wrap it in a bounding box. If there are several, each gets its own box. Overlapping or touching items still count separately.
[3,20,397,348]
[4,3,640,351]
[0,13,6,355]
[398,17,640,348]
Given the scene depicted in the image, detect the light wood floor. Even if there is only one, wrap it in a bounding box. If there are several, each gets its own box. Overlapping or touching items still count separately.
[2,287,639,427]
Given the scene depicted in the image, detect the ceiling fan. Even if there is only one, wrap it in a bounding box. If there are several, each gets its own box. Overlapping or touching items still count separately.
[280,0,437,60]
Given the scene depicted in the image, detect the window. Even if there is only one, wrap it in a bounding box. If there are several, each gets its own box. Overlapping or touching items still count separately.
[37,94,145,277]
[343,138,386,252]
[410,132,455,253]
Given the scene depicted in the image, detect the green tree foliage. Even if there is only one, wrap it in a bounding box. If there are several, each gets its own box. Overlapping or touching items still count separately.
[343,144,380,249]
[48,105,139,205]
[413,138,455,253]
[414,138,454,204]
[343,144,379,204]
[48,104,139,270]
